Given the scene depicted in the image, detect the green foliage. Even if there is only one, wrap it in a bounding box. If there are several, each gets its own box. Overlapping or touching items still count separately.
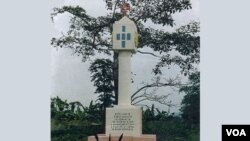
[121,0,192,26]
[180,71,200,129]
[143,104,170,121]
[186,129,199,141]
[143,119,186,141]
[51,97,104,123]
[51,97,105,141]
[51,118,104,141]
[143,105,185,141]
[89,59,115,108]
[51,96,80,121]
[152,22,200,76]
[51,97,199,141]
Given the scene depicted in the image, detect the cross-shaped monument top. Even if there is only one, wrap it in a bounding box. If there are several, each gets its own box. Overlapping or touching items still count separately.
[116,25,131,48]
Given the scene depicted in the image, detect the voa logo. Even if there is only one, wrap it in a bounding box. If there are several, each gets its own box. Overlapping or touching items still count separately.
[226,129,246,136]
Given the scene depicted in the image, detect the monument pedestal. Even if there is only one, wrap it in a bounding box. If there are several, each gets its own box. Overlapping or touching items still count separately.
[106,106,142,136]
[88,134,156,141]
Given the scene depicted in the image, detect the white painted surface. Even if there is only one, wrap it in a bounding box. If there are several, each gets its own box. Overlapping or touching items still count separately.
[107,17,142,137]
[118,51,133,105]
[113,16,138,51]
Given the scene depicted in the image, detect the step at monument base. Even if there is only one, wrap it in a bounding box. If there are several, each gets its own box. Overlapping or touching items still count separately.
[88,134,156,141]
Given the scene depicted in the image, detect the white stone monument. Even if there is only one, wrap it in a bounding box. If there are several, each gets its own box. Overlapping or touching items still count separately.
[88,2,156,141]
[105,16,141,137]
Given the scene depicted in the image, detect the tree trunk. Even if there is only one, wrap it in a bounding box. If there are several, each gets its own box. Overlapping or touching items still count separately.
[113,52,119,105]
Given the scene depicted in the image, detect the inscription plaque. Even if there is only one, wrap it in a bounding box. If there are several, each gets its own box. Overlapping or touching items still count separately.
[111,112,135,131]
[106,106,142,136]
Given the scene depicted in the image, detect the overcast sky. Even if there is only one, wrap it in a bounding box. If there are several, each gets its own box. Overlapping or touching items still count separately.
[50,0,200,113]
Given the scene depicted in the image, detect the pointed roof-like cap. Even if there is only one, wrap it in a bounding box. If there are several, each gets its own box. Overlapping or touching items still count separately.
[118,16,133,23]
[115,16,137,30]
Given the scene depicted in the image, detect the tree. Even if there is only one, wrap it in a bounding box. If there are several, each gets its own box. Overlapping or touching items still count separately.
[89,59,115,109]
[180,71,200,128]
[51,0,200,108]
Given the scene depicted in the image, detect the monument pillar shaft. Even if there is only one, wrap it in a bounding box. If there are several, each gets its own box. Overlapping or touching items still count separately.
[118,51,132,105]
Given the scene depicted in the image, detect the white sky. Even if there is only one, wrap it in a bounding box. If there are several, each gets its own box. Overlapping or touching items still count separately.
[50,0,200,113]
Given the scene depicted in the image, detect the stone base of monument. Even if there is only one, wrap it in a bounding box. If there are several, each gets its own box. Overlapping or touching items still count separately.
[88,106,157,141]
[106,106,142,136]
[88,134,156,141]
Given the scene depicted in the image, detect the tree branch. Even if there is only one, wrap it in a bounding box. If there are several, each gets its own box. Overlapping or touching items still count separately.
[137,50,160,57]
[132,98,147,105]
[131,81,180,99]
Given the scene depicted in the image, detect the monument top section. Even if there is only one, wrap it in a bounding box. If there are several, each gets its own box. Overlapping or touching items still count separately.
[120,2,130,16]
[112,16,138,52]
